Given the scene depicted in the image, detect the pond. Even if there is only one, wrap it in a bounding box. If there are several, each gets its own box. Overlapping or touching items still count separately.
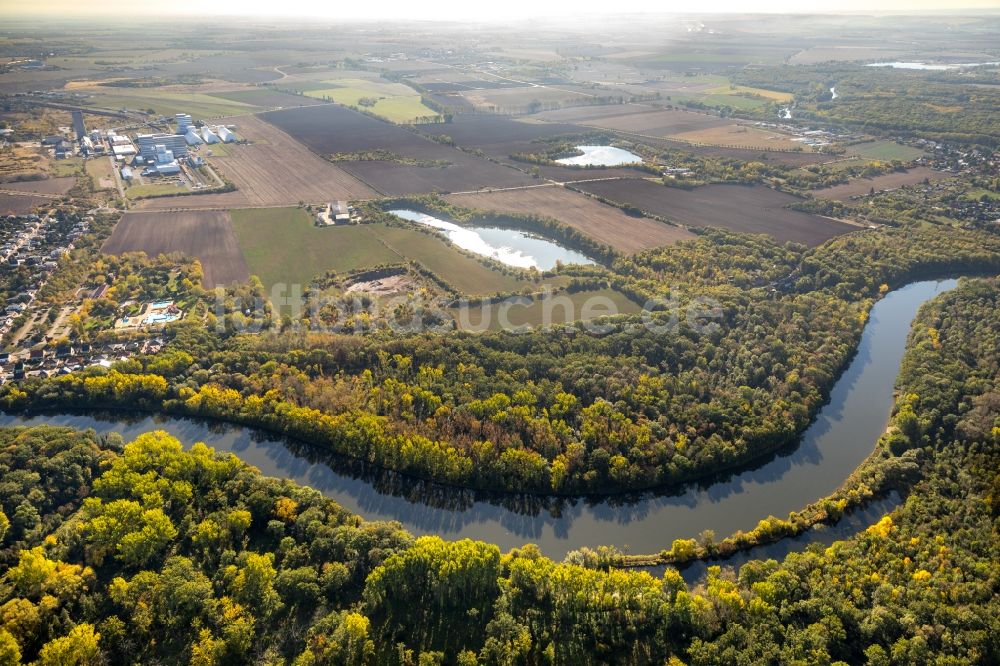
[555,145,642,167]
[0,279,959,560]
[389,209,594,270]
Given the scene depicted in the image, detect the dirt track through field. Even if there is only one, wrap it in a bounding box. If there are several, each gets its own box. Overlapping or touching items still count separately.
[102,210,250,288]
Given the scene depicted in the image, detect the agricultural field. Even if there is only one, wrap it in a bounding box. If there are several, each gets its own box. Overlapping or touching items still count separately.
[787,45,911,64]
[102,210,250,288]
[810,167,948,200]
[207,88,327,109]
[277,75,438,122]
[846,140,927,161]
[230,207,532,296]
[78,89,260,120]
[578,107,731,136]
[668,123,808,151]
[457,85,595,113]
[0,176,76,194]
[0,192,48,215]
[575,179,857,246]
[607,73,793,111]
[450,288,643,331]
[416,114,584,158]
[444,186,695,253]
[260,105,536,194]
[209,114,375,205]
[531,104,810,152]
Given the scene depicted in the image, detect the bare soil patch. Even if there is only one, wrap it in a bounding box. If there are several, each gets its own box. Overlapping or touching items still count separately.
[0,193,49,215]
[0,176,77,195]
[445,185,694,253]
[580,108,733,136]
[574,180,855,246]
[102,210,250,288]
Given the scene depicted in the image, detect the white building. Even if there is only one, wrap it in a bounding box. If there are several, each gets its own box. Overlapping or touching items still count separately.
[150,144,181,175]
[175,113,193,134]
[201,127,220,144]
[185,129,203,145]
[137,133,187,160]
[216,126,236,143]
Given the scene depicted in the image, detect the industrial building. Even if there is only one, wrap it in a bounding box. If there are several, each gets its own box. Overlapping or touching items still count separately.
[150,144,181,175]
[216,126,236,143]
[106,131,137,159]
[175,113,192,134]
[120,166,133,181]
[136,133,187,160]
[201,127,220,144]
[184,128,203,145]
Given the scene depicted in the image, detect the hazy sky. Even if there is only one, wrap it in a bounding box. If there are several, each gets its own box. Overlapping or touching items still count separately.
[4,0,1000,20]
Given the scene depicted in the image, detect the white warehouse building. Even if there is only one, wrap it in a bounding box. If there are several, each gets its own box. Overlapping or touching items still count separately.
[185,129,203,145]
[201,127,220,144]
[216,126,236,143]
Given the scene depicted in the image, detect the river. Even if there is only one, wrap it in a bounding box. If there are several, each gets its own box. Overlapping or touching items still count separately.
[0,279,958,560]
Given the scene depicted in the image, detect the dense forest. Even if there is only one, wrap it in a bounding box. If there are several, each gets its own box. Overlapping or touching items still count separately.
[5,225,1000,499]
[1,278,997,664]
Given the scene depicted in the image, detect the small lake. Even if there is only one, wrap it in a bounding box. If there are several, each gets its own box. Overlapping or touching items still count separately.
[389,209,594,271]
[0,279,959,560]
[867,61,1000,70]
[555,145,642,167]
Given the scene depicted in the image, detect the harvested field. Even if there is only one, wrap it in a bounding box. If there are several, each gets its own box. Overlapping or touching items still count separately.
[0,176,76,195]
[414,115,652,179]
[131,191,252,211]
[209,114,375,205]
[531,105,825,163]
[444,185,694,253]
[574,180,855,246]
[810,167,948,200]
[532,104,660,123]
[261,104,444,154]
[637,136,829,166]
[102,210,250,288]
[0,193,49,215]
[668,124,807,151]
[260,105,535,194]
[416,115,584,157]
[458,85,593,113]
[574,108,732,136]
